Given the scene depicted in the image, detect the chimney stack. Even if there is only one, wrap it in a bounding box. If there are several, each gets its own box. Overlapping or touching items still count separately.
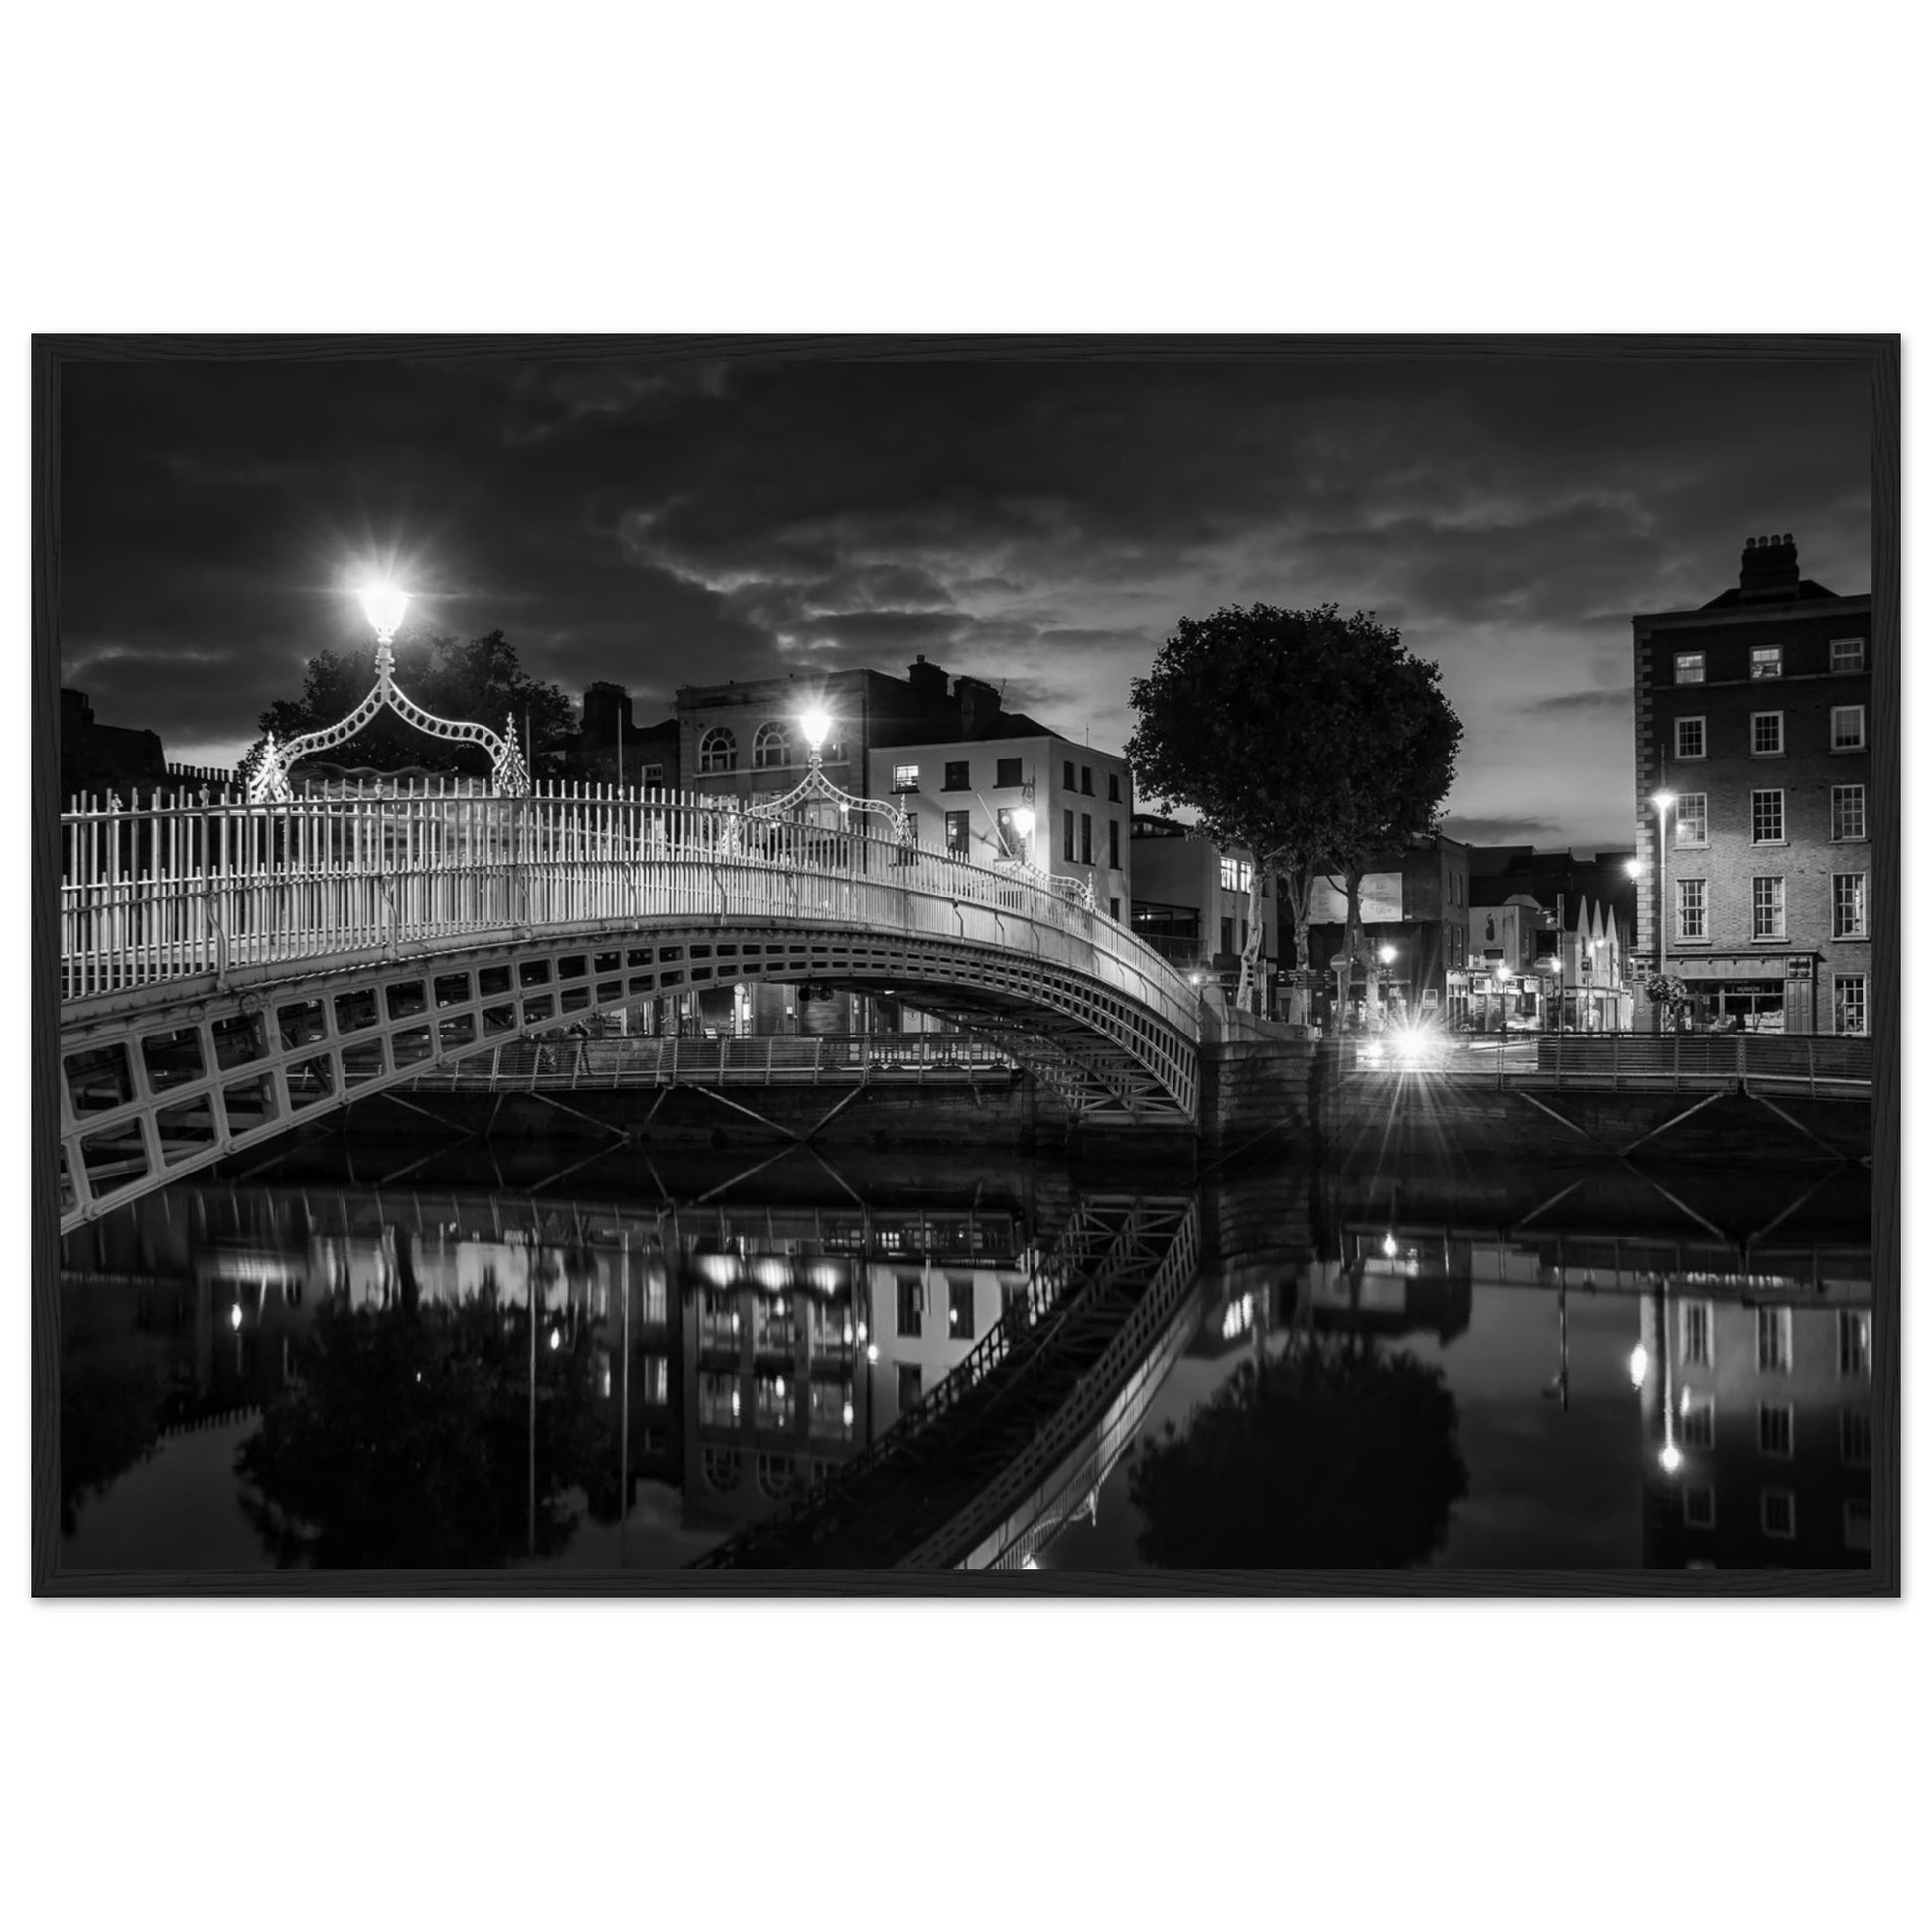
[1738,532,1800,601]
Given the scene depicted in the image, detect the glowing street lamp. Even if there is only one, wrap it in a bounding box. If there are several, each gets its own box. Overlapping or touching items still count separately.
[799,708,832,763]
[1650,790,1675,1024]
[359,580,410,647]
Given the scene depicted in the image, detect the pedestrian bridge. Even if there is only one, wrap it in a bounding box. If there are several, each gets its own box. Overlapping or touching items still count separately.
[57,785,1203,1233]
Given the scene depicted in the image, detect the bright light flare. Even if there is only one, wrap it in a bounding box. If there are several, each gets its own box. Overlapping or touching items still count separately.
[1658,1444,1683,1474]
[1651,789,1676,815]
[229,1304,243,1331]
[1378,944,1397,965]
[1012,806,1035,839]
[800,707,831,751]
[359,581,409,640]
[1628,1344,1650,1388]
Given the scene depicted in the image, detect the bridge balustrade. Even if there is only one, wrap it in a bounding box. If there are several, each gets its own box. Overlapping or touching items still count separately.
[61,784,1198,1038]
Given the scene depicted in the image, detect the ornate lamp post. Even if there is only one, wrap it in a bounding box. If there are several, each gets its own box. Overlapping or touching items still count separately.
[740,706,909,844]
[1650,790,1675,1034]
[245,582,532,803]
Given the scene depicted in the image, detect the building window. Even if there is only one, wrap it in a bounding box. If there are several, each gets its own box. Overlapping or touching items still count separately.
[1674,793,1708,846]
[1830,636,1866,674]
[943,809,970,857]
[1844,1498,1872,1554]
[1674,716,1706,759]
[1751,877,1785,941]
[754,1372,796,1430]
[1683,1486,1716,1530]
[698,1371,742,1428]
[1676,878,1707,941]
[1750,644,1783,680]
[996,806,1023,859]
[1108,772,1122,802]
[1840,1408,1872,1469]
[1758,1401,1795,1458]
[1080,813,1092,865]
[892,762,920,793]
[1831,705,1866,751]
[1063,760,1075,792]
[753,722,792,769]
[1760,1489,1797,1539]
[756,1453,796,1500]
[995,756,1023,788]
[1830,784,1866,843]
[1108,819,1121,868]
[1674,651,1705,684]
[808,1378,853,1442]
[642,1353,670,1406]
[1750,711,1784,757]
[1081,765,1093,795]
[896,1275,923,1337]
[1750,790,1784,844]
[1834,974,1868,1036]
[698,727,737,774]
[1218,856,1254,894]
[1832,873,1868,939]
[1220,917,1235,956]
[947,1276,975,1340]
[1062,808,1075,862]
[701,1446,742,1492]
[641,762,666,789]
[1756,1306,1792,1374]
[1681,1300,1714,1367]
[1681,1393,1716,1450]
[897,1362,923,1409]
[1109,897,1120,920]
[943,759,970,791]
[1838,1310,1871,1377]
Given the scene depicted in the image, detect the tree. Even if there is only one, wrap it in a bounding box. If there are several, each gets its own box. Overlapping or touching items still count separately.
[1124,1337,1469,1568]
[253,624,577,781]
[1127,606,1462,1021]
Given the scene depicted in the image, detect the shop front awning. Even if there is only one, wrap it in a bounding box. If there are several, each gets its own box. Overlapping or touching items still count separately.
[1670,953,1818,981]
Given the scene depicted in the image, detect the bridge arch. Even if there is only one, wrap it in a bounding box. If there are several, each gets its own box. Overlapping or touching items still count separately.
[59,786,1203,1234]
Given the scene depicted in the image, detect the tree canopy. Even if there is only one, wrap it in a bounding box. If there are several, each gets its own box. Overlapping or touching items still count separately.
[255,624,577,779]
[1124,1338,1469,1568]
[1126,605,1463,997]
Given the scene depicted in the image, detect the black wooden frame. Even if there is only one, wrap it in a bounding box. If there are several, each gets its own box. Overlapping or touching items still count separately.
[30,333,1901,1598]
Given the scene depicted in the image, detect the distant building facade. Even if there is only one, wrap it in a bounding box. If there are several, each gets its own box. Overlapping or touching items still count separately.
[1632,535,1872,1034]
[61,688,169,799]
[1301,833,1471,1022]
[1129,814,1278,999]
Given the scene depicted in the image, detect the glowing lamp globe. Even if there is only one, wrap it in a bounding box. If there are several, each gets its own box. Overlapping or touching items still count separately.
[1651,789,1676,815]
[1658,1443,1683,1474]
[360,582,409,641]
[1378,944,1397,965]
[1012,806,1035,839]
[800,708,832,752]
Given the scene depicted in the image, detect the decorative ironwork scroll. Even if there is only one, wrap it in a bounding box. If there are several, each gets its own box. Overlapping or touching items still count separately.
[245,634,531,803]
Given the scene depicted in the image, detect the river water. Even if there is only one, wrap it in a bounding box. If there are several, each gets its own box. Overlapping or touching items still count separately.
[57,1116,1873,1577]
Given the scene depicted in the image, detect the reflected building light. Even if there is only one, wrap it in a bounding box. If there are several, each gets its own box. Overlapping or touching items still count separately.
[1382,1232,1398,1259]
[842,1401,855,1428]
[1022,1555,1038,1570]
[813,1264,843,1294]
[1658,1444,1683,1474]
[229,1303,243,1331]
[698,1254,741,1287]
[866,1344,880,1364]
[1628,1344,1649,1388]
[754,1257,791,1291]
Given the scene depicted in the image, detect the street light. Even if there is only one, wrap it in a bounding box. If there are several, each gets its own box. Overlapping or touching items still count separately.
[359,581,409,646]
[800,708,832,761]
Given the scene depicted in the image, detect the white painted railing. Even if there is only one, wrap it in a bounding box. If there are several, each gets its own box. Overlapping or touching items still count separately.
[60,783,1199,1040]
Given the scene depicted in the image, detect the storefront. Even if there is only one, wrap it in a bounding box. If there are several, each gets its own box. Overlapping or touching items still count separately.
[1670,953,1817,1033]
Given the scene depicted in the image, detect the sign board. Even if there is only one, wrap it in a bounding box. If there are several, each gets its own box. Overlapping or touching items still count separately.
[1308,871,1403,924]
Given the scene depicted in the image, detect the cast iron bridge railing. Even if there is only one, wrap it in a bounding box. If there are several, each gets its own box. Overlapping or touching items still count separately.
[57,782,1202,1234]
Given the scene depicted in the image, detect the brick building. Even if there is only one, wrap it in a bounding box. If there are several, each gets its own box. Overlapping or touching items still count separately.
[1632,535,1872,1034]
[1129,814,1278,999]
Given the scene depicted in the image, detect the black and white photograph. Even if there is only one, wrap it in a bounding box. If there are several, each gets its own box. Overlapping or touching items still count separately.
[34,340,1896,1587]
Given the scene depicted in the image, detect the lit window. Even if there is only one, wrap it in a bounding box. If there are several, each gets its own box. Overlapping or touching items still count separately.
[808,1378,854,1442]
[1840,1408,1872,1469]
[1219,856,1254,894]
[754,1372,796,1430]
[892,762,920,792]
[1831,705,1866,751]
[1844,1498,1872,1553]
[1756,1306,1792,1374]
[996,806,1023,858]
[753,722,793,769]
[1676,878,1707,941]
[943,809,970,857]
[1674,794,1708,845]
[1832,874,1867,940]
[1834,975,1868,1037]
[947,1276,975,1339]
[698,1372,741,1428]
[643,1354,670,1405]
[698,727,737,774]
[1758,1401,1795,1458]
[1675,716,1706,759]
[1751,790,1784,844]
[1830,636,1865,674]
[1674,651,1705,684]
[1683,1486,1716,1530]
[1831,784,1866,842]
[1760,1489,1797,1539]
[1751,711,1784,756]
[1838,1310,1871,1377]
[1750,645,1783,680]
[1681,1393,1716,1450]
[1681,1301,1714,1367]
[1752,877,1785,941]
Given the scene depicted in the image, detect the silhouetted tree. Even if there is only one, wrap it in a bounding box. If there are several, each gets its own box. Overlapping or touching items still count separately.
[1124,1337,1468,1567]
[235,1292,609,1568]
[253,624,576,780]
[1127,606,1461,1021]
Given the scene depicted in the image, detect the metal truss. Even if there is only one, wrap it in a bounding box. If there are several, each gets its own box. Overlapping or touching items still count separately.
[57,917,1200,1235]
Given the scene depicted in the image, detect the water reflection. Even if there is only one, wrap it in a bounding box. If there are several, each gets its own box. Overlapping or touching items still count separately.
[58,1135,1872,1574]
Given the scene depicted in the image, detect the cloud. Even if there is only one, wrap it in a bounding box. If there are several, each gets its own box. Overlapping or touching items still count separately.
[1517,688,1634,720]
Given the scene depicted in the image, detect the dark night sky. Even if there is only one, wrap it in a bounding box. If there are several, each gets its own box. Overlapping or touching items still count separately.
[59,351,1869,849]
